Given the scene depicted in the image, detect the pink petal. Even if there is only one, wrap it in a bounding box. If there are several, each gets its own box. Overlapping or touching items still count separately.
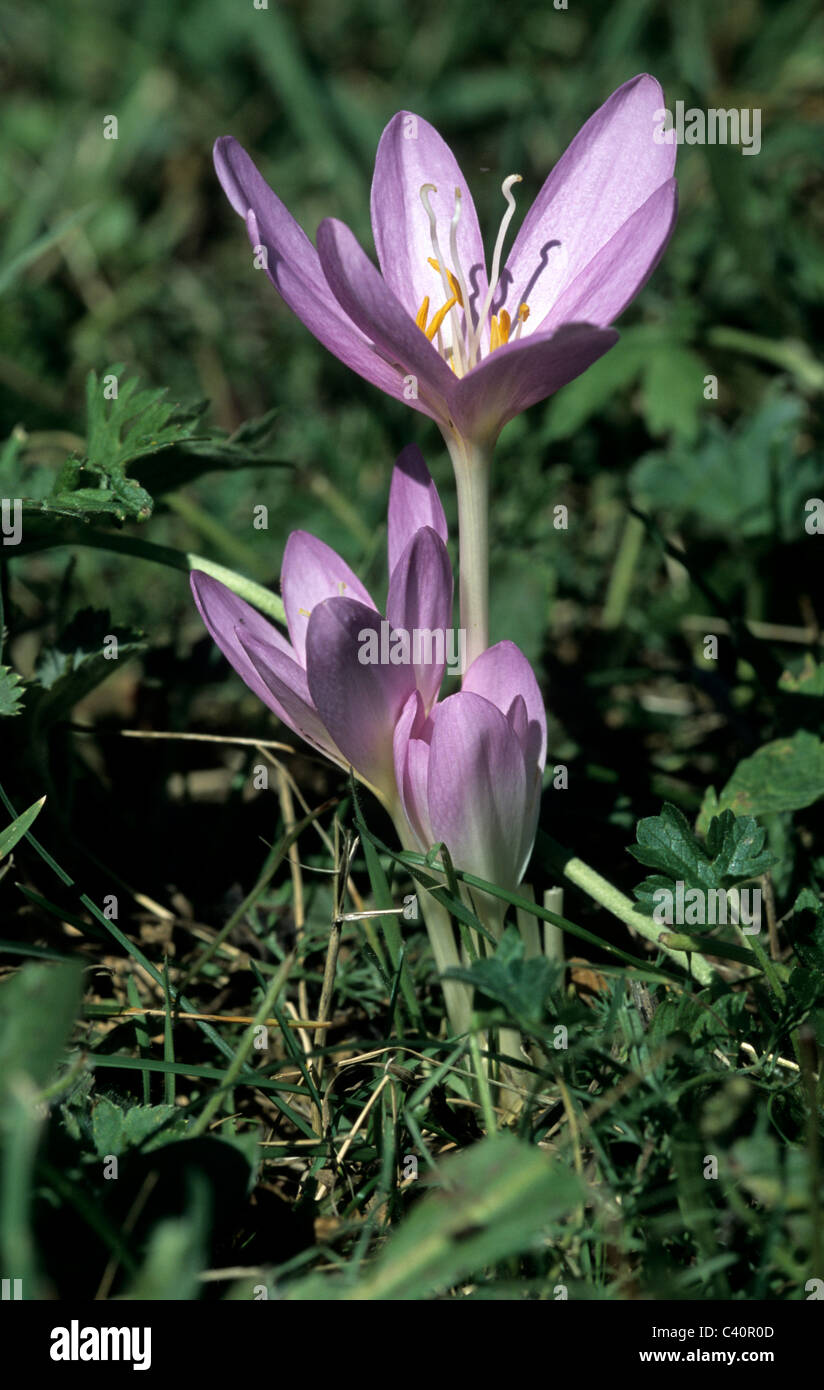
[370,111,489,334]
[462,640,547,769]
[451,322,617,444]
[427,691,529,889]
[190,570,293,716]
[305,597,416,797]
[213,137,409,406]
[393,690,434,848]
[386,526,453,712]
[236,630,342,762]
[500,75,677,328]
[544,179,677,331]
[387,444,448,578]
[281,530,376,666]
[316,217,458,428]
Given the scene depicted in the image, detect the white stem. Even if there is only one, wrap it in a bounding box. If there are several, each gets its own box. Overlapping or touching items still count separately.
[392,814,472,1037]
[444,434,492,672]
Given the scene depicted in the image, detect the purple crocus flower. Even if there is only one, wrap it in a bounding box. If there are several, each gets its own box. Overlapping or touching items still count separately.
[213,74,676,452]
[190,444,453,808]
[393,641,547,903]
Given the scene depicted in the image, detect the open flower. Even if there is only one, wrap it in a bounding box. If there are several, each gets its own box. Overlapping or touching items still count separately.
[214,74,676,451]
[393,641,546,901]
[190,445,452,806]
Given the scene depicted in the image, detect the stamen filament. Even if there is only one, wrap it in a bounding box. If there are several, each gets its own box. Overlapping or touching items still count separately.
[420,184,465,375]
[448,187,474,373]
[469,173,522,366]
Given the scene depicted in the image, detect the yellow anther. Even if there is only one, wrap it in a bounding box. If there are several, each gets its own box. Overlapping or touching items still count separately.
[518,302,530,322]
[425,294,459,341]
[337,581,347,594]
[428,257,463,307]
[298,607,312,618]
[498,309,511,342]
[415,296,430,330]
[489,314,501,352]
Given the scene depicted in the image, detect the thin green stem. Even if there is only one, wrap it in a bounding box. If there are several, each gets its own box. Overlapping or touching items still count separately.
[540,833,715,985]
[17,527,286,625]
[601,511,645,629]
[468,1029,498,1135]
[188,953,294,1138]
[393,813,471,1036]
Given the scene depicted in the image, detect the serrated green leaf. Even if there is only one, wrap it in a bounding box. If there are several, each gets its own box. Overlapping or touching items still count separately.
[631,805,773,921]
[90,1097,189,1157]
[135,407,291,495]
[46,366,208,524]
[0,665,25,717]
[443,927,554,1025]
[27,607,146,736]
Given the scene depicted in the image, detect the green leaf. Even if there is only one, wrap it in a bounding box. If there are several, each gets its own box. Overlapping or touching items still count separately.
[90,1096,190,1157]
[443,928,555,1026]
[630,804,773,919]
[0,665,25,717]
[0,961,83,1097]
[28,607,146,735]
[544,326,707,443]
[639,342,708,443]
[0,205,95,296]
[630,385,815,541]
[122,1182,209,1301]
[135,407,291,495]
[778,654,824,698]
[698,730,824,830]
[40,366,208,525]
[285,1135,583,1300]
[0,796,46,860]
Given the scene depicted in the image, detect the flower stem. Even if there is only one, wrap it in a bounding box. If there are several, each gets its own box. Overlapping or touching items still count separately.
[392,813,472,1036]
[540,833,715,985]
[16,526,286,625]
[444,434,492,671]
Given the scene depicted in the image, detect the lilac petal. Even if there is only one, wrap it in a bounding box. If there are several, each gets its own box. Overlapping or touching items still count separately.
[305,597,416,796]
[387,444,448,577]
[427,691,529,890]
[462,640,547,769]
[370,111,489,333]
[393,691,434,848]
[316,217,458,426]
[451,323,617,444]
[386,527,453,712]
[516,769,543,885]
[500,75,676,327]
[281,530,376,667]
[236,630,342,762]
[213,137,408,406]
[508,694,528,739]
[190,570,294,714]
[545,179,677,331]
